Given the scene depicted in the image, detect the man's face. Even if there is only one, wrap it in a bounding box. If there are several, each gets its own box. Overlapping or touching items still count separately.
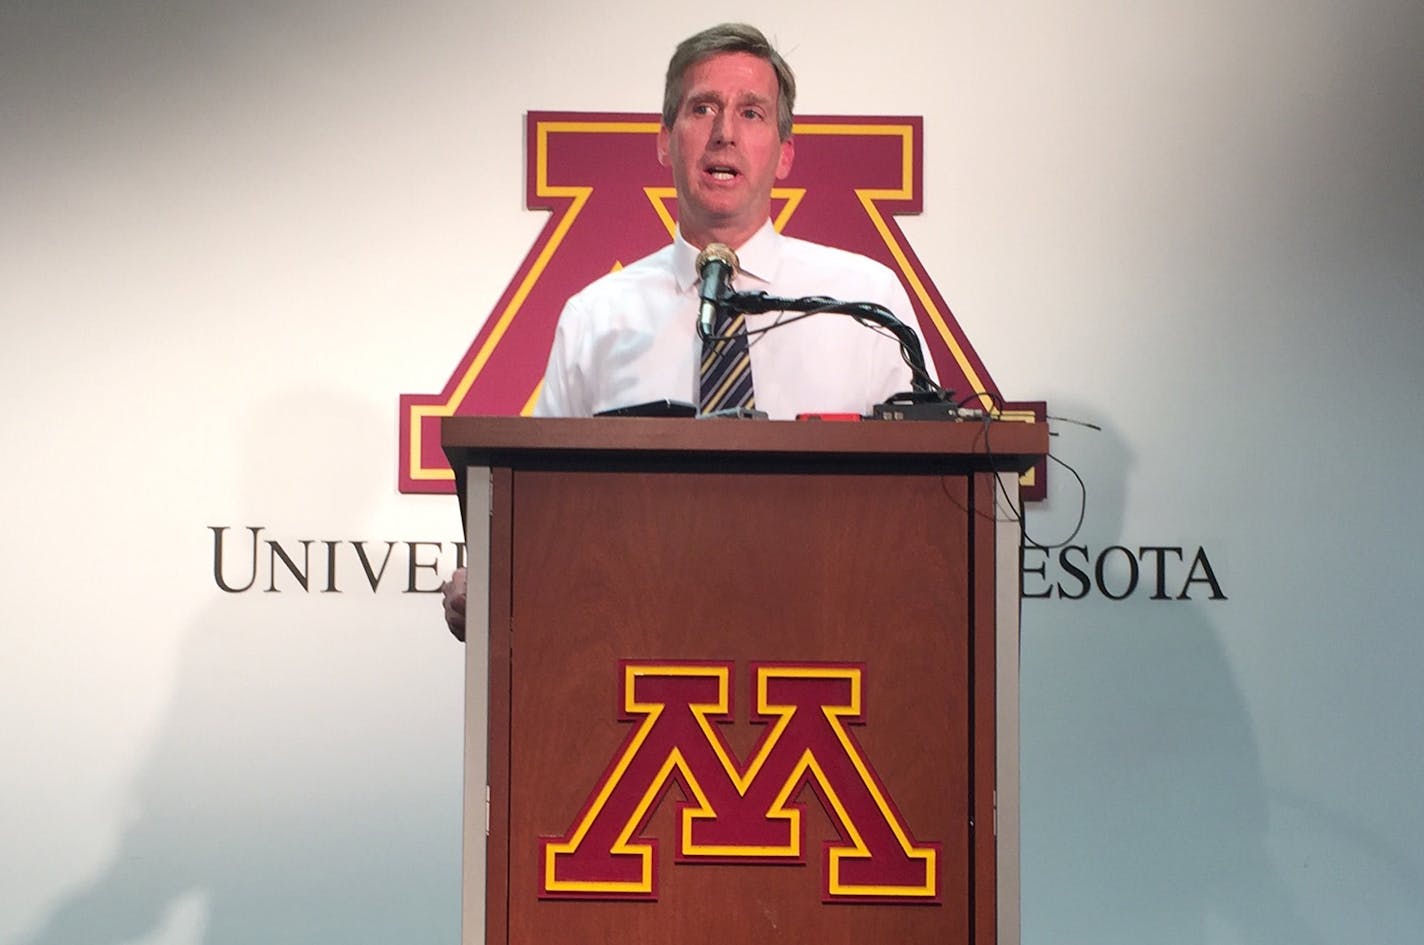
[657,51,795,250]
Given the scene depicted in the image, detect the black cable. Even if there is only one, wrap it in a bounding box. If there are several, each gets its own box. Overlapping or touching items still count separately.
[945,390,1093,550]
[713,293,946,395]
[853,317,946,395]
[704,303,1093,545]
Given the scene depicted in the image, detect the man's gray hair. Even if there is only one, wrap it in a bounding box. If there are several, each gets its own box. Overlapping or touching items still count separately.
[661,23,797,141]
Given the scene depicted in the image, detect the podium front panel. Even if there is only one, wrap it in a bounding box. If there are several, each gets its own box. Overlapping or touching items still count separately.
[497,466,982,945]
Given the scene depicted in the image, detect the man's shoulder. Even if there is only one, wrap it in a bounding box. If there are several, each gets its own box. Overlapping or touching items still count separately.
[567,243,677,307]
[776,233,900,285]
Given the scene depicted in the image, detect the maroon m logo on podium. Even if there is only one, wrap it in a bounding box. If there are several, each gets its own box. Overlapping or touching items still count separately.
[540,662,940,904]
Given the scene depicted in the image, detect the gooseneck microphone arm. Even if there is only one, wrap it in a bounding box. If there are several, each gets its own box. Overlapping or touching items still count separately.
[723,291,938,394]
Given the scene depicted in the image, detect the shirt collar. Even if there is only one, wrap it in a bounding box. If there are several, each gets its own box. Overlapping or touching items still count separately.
[673,219,784,294]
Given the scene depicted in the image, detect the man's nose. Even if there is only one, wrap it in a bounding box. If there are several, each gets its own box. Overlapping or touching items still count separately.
[710,109,733,145]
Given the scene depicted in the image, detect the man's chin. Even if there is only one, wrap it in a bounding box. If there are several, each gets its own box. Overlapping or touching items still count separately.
[685,200,759,228]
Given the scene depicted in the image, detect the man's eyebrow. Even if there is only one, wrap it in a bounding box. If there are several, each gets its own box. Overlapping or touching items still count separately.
[684,89,724,107]
[683,90,774,108]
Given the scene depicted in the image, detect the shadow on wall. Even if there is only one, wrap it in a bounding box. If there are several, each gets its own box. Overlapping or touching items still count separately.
[18,391,462,945]
[1019,407,1325,945]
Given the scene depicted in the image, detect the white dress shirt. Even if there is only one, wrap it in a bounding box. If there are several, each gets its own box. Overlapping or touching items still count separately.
[533,220,932,419]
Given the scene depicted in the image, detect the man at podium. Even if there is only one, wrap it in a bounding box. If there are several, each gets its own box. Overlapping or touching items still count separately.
[444,22,932,638]
[533,22,928,421]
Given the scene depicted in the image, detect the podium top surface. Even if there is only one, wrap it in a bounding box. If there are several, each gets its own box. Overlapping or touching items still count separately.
[442,415,1048,475]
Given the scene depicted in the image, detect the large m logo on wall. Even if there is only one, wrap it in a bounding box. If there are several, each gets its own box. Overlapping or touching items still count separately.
[399,112,1023,495]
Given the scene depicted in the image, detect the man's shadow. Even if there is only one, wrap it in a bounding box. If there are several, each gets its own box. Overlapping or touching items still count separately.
[17,392,464,945]
[1019,408,1324,945]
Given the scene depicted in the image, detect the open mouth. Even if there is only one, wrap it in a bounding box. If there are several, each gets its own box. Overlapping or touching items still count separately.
[705,164,740,181]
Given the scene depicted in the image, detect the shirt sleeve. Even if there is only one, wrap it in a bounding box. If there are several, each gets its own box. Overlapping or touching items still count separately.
[532,297,586,418]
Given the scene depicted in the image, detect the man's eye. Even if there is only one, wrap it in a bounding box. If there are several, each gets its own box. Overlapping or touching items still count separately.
[692,103,714,115]
[742,109,763,120]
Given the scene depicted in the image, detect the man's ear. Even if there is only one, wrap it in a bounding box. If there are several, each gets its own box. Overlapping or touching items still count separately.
[656,125,671,167]
[775,135,795,180]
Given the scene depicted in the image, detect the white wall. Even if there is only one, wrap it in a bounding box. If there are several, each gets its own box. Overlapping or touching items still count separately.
[2,2,1420,943]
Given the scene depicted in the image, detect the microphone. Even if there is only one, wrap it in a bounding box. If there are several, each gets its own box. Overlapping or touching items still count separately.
[694,243,739,339]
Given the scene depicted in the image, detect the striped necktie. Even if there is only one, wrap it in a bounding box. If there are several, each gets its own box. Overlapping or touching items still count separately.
[699,306,755,414]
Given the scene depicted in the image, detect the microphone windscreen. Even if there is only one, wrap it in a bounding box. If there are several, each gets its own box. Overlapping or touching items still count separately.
[695,243,739,277]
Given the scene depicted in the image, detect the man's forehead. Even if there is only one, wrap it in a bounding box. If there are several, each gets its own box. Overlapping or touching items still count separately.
[680,52,779,100]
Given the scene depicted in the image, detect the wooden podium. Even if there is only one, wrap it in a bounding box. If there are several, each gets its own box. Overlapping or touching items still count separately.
[444,416,1047,945]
